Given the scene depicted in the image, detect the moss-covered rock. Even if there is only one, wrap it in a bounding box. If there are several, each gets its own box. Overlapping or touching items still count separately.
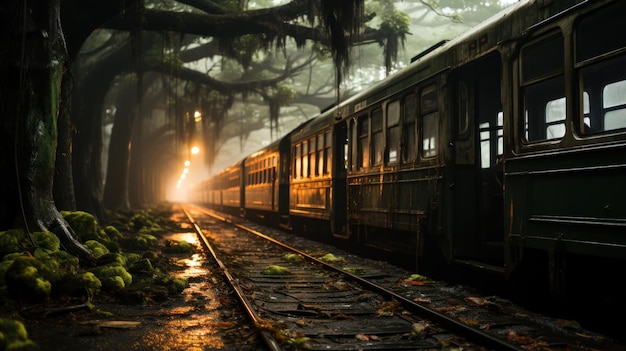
[0,229,26,257]
[29,232,60,252]
[119,233,158,250]
[4,257,52,303]
[84,240,109,259]
[0,318,40,351]
[89,265,132,291]
[56,271,102,297]
[60,211,102,243]
[164,239,194,254]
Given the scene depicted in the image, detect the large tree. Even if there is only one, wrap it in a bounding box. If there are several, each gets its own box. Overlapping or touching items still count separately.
[0,0,390,260]
[0,0,94,262]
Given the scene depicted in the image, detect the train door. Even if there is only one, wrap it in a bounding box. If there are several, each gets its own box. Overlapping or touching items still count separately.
[450,52,504,267]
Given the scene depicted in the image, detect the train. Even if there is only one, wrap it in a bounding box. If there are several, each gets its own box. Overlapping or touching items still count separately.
[190,0,626,300]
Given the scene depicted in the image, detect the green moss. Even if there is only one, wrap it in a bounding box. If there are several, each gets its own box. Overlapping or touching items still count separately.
[96,253,127,266]
[0,229,26,256]
[89,265,132,291]
[120,233,158,250]
[56,271,102,297]
[282,253,303,263]
[261,265,290,275]
[165,278,188,295]
[102,226,122,241]
[0,318,39,351]
[84,240,109,258]
[164,240,194,254]
[100,276,126,290]
[128,258,154,274]
[319,253,344,263]
[48,250,80,272]
[60,211,101,242]
[123,253,142,266]
[5,257,52,302]
[30,231,60,252]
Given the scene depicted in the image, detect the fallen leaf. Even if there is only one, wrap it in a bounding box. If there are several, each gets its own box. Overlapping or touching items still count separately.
[466,296,490,306]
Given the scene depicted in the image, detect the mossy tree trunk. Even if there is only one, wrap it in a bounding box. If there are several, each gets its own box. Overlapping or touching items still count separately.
[0,0,94,263]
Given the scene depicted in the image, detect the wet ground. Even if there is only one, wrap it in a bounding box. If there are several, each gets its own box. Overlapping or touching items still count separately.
[15,232,264,351]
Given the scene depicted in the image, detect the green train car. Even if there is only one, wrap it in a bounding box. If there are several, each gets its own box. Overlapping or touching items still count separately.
[192,0,626,299]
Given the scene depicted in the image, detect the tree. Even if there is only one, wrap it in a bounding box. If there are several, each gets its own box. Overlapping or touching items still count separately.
[0,0,94,262]
[0,0,392,259]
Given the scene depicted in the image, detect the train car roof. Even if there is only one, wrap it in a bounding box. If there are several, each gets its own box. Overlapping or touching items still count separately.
[324,0,587,121]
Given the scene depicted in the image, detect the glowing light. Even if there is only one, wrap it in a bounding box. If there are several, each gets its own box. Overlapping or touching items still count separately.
[193,110,202,122]
[191,146,200,155]
[184,160,190,167]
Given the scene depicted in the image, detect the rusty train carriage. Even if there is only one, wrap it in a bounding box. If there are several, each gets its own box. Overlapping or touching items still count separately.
[191,0,626,297]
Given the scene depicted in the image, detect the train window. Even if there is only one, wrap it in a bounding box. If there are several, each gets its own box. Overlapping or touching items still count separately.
[421,86,438,158]
[576,1,626,64]
[324,131,333,174]
[309,137,316,177]
[579,55,626,134]
[521,33,565,143]
[604,81,626,130]
[422,112,438,157]
[545,98,566,139]
[302,141,309,178]
[358,114,369,169]
[497,112,504,156]
[403,94,418,162]
[386,101,400,164]
[294,143,301,179]
[479,122,490,168]
[317,133,324,175]
[372,108,383,166]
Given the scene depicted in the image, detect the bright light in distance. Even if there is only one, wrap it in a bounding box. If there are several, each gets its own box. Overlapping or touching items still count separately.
[184,160,190,167]
[183,168,189,173]
[194,111,202,122]
[191,146,200,155]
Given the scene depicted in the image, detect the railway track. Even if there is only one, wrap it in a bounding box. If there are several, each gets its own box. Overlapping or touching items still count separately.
[180,204,620,351]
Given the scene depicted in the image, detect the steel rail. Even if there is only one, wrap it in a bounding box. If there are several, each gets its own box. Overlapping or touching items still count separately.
[186,204,525,351]
[181,206,282,351]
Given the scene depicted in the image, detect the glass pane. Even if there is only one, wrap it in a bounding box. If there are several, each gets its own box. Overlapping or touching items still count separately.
[421,86,438,113]
[387,126,399,164]
[605,110,626,130]
[524,76,566,142]
[422,112,438,157]
[403,94,417,162]
[604,81,626,109]
[546,98,566,123]
[373,132,383,166]
[387,101,400,126]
